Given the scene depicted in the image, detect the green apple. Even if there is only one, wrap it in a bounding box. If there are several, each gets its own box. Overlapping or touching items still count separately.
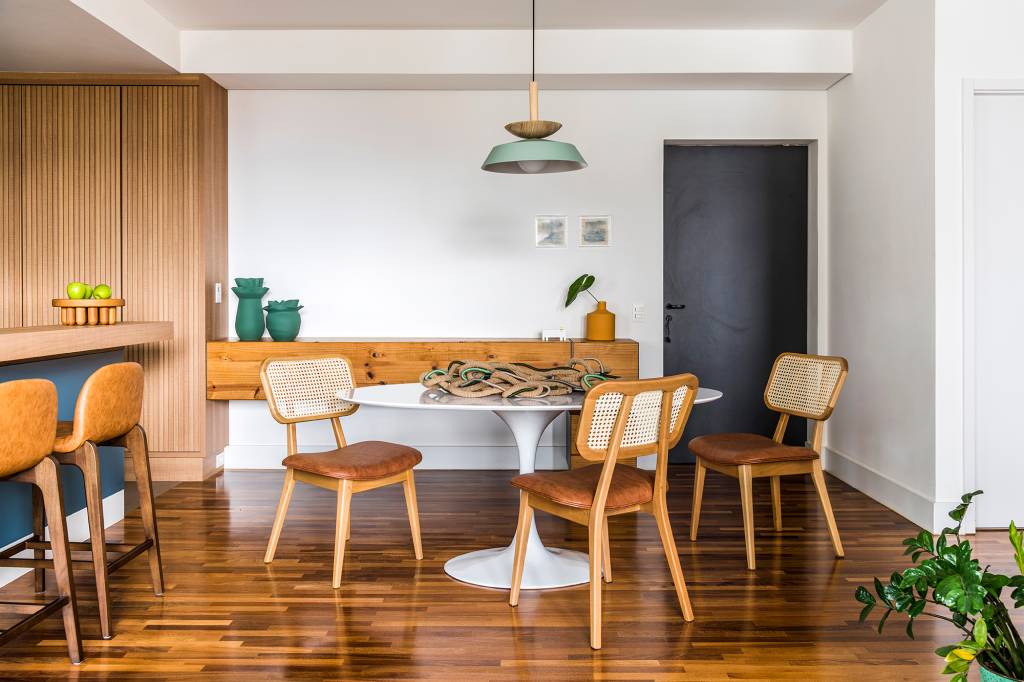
[66,281,87,299]
[84,284,94,299]
[93,284,112,300]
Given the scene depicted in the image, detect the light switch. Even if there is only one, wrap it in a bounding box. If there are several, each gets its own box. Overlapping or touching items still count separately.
[215,282,222,304]
[632,304,646,322]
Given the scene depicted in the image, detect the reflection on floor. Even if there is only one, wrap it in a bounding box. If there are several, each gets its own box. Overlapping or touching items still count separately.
[0,467,1018,680]
[124,480,179,515]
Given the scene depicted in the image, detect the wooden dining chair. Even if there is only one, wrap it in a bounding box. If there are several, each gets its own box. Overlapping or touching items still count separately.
[0,379,83,663]
[688,352,848,570]
[18,362,164,640]
[260,356,423,589]
[508,374,699,649]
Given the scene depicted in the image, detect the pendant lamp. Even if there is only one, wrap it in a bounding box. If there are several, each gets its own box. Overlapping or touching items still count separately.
[481,0,586,174]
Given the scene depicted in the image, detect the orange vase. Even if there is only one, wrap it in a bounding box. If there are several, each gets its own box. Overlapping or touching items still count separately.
[585,301,616,341]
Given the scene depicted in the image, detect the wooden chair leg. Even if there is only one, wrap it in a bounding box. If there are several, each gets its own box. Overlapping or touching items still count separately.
[770,475,782,532]
[35,457,83,664]
[653,496,694,621]
[811,460,845,558]
[31,486,45,593]
[402,471,423,560]
[264,468,295,564]
[126,426,164,595]
[739,464,756,570]
[601,517,612,583]
[77,443,113,639]
[332,480,353,589]
[588,516,603,649]
[509,492,532,607]
[690,458,706,542]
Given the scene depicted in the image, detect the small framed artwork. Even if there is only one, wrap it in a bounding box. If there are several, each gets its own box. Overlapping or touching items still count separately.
[535,215,567,248]
[579,215,611,247]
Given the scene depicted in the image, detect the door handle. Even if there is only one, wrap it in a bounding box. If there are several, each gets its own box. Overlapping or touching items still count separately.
[666,303,686,310]
[664,313,673,343]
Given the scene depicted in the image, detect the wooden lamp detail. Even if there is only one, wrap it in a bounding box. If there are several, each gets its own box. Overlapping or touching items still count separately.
[52,298,126,326]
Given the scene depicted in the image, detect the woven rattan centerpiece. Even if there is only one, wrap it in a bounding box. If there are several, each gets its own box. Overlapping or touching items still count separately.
[421,359,615,399]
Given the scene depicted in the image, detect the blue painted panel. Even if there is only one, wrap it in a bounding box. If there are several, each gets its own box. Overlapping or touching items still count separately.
[0,350,126,547]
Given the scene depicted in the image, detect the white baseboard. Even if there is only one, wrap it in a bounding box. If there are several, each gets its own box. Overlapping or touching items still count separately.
[225,444,568,471]
[823,446,951,531]
[0,490,125,589]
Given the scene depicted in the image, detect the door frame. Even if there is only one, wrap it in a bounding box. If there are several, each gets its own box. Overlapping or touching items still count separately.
[661,139,824,439]
[960,80,1024,531]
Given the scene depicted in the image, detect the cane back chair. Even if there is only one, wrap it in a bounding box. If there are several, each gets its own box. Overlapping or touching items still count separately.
[508,374,699,649]
[688,352,848,570]
[260,356,423,589]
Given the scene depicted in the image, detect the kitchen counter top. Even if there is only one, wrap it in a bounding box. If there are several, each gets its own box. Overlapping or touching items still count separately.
[0,322,173,364]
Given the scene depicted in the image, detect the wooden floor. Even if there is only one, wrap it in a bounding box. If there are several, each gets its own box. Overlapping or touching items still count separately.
[0,465,1018,680]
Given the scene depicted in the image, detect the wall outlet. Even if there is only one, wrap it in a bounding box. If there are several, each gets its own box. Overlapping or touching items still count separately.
[214,282,222,304]
[632,304,646,322]
[216,452,224,469]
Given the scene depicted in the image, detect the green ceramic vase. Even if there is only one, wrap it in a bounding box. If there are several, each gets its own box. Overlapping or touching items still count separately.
[264,301,303,342]
[233,285,268,340]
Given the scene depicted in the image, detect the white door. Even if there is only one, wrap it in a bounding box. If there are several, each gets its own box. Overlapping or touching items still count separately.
[974,91,1024,528]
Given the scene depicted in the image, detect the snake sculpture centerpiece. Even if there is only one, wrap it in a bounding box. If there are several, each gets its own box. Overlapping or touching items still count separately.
[420,358,616,399]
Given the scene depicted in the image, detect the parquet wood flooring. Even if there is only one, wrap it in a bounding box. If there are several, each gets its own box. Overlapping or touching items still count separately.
[0,466,1018,680]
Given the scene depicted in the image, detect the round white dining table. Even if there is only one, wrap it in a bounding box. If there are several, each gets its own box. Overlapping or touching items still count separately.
[337,382,723,590]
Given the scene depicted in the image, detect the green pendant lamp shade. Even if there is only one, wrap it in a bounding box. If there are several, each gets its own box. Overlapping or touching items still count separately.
[482,139,587,174]
[482,0,586,174]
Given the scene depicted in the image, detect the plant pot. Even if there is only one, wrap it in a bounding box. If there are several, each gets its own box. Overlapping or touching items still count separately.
[265,306,302,342]
[981,662,1024,682]
[585,300,615,341]
[233,286,268,341]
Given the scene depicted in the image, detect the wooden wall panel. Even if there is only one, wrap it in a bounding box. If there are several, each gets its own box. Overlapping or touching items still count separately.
[0,86,21,328]
[198,77,229,471]
[21,86,121,325]
[122,86,202,456]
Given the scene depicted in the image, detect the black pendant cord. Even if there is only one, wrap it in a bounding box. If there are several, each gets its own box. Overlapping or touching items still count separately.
[531,0,535,82]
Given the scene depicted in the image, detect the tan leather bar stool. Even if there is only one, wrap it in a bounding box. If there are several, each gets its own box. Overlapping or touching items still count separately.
[28,362,164,640]
[0,379,83,663]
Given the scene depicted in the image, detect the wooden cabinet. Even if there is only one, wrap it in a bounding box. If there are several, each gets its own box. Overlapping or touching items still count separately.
[0,74,227,481]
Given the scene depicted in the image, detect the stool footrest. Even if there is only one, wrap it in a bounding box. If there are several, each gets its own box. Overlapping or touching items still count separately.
[16,539,154,573]
[0,597,69,646]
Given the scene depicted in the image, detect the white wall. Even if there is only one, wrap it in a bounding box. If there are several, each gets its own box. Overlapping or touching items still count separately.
[227,89,828,470]
[933,0,1024,529]
[825,0,937,528]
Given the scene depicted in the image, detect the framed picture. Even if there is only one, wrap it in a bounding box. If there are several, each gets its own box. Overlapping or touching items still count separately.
[579,215,611,247]
[535,215,567,248]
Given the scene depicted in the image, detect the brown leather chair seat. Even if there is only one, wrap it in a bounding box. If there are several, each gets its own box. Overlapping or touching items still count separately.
[283,441,422,480]
[511,464,655,510]
[688,433,819,466]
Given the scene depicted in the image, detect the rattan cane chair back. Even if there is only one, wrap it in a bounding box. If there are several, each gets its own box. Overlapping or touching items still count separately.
[576,374,699,462]
[260,356,359,424]
[764,353,848,421]
[0,379,58,478]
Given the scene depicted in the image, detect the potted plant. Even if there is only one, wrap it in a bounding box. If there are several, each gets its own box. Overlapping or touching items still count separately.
[565,273,615,341]
[856,491,1024,681]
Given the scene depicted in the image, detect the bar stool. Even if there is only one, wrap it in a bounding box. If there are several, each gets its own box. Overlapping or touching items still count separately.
[29,362,164,640]
[0,379,83,663]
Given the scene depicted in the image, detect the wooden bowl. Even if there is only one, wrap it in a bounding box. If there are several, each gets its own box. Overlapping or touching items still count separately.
[52,298,126,326]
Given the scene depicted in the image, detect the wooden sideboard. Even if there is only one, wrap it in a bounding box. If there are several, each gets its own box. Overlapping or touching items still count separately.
[207,338,639,469]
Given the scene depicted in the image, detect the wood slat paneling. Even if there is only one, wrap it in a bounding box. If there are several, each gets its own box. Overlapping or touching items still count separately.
[0,86,21,328]
[122,86,202,455]
[206,339,583,400]
[21,86,121,326]
[198,76,229,473]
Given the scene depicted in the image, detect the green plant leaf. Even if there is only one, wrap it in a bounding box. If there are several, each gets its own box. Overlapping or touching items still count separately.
[564,274,595,307]
[855,586,876,605]
[1010,520,1024,575]
[909,600,926,618]
[906,619,915,640]
[936,645,957,657]
[877,608,892,634]
[859,603,874,624]
[974,617,988,647]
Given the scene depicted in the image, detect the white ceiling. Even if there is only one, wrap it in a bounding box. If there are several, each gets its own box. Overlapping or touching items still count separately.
[144,0,887,30]
[0,0,174,73]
